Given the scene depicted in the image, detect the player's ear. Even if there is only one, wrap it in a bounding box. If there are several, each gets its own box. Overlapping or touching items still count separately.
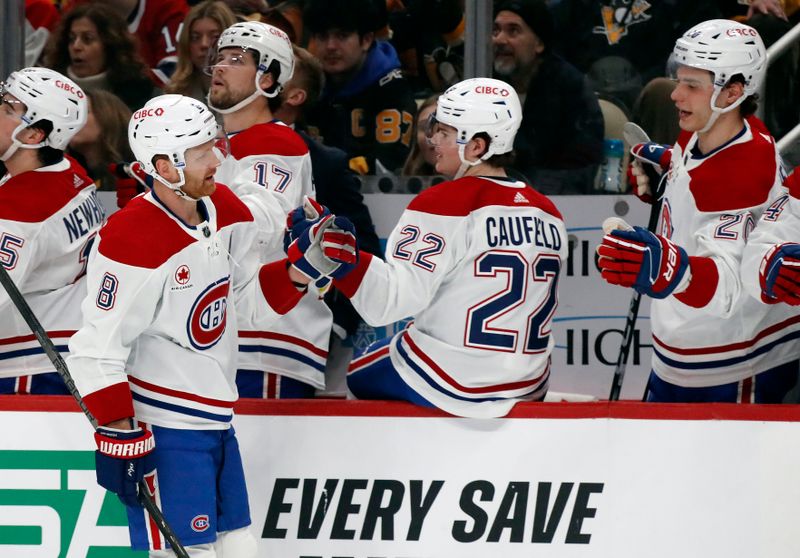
[19,125,46,146]
[259,72,275,93]
[723,80,745,106]
[153,156,178,181]
[284,87,307,107]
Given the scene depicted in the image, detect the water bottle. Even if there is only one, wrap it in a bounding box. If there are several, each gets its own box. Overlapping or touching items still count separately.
[595,139,625,193]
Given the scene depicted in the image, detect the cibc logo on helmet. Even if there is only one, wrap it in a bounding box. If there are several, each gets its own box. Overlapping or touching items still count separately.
[55,80,84,99]
[475,85,510,97]
[727,27,758,37]
[132,107,166,120]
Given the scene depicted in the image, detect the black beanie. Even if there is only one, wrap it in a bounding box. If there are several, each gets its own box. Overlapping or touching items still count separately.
[493,0,554,49]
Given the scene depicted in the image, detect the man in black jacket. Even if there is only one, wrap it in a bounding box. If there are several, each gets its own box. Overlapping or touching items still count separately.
[493,0,604,194]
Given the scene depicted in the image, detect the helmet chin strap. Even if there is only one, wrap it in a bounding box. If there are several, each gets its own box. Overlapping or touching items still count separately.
[699,88,747,134]
[454,142,484,179]
[153,168,195,199]
[1,122,45,161]
[208,71,281,115]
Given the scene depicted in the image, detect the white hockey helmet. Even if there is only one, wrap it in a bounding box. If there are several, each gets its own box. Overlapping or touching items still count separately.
[0,67,87,161]
[206,21,294,113]
[433,77,522,174]
[672,19,766,128]
[128,94,224,196]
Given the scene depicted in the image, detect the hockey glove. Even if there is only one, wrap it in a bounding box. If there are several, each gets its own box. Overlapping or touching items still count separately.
[284,196,331,253]
[630,142,672,174]
[287,214,358,282]
[760,243,800,305]
[597,225,689,298]
[110,161,153,208]
[94,426,156,508]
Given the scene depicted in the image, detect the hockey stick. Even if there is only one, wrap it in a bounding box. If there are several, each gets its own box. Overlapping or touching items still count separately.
[0,265,190,558]
[608,122,666,401]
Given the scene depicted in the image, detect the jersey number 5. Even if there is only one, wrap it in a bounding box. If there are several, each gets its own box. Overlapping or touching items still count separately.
[0,233,24,270]
[465,251,560,354]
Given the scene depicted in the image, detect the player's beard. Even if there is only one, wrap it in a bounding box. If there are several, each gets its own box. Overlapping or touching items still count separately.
[208,86,252,111]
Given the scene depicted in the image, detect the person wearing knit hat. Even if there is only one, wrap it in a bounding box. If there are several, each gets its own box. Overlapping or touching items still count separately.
[492,0,554,94]
[492,0,604,194]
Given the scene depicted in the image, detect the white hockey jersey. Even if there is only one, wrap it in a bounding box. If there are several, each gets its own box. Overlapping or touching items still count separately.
[649,120,800,387]
[0,157,103,378]
[216,120,332,390]
[339,176,567,418]
[742,169,800,301]
[66,185,304,429]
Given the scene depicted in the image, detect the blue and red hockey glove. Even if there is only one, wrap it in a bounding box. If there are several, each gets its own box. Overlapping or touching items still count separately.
[628,142,672,203]
[94,425,156,508]
[287,214,358,283]
[760,243,800,305]
[597,220,689,298]
[284,196,331,253]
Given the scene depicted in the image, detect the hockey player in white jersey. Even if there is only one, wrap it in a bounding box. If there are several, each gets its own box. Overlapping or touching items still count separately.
[308,77,567,418]
[0,67,99,395]
[598,20,799,403]
[66,94,354,556]
[207,21,333,398]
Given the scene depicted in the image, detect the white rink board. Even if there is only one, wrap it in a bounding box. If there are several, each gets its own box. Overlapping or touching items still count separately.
[4,407,800,558]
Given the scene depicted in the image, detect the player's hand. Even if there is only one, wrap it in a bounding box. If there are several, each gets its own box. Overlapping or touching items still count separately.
[629,160,653,203]
[748,0,787,21]
[597,221,689,298]
[760,243,800,305]
[284,196,331,253]
[94,425,155,508]
[287,214,358,282]
[630,142,672,174]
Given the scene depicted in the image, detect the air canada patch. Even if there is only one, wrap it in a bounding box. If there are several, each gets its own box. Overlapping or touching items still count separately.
[187,277,230,350]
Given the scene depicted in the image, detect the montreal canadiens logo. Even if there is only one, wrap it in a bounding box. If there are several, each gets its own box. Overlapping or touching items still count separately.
[187,277,230,350]
[191,514,210,532]
[175,264,191,285]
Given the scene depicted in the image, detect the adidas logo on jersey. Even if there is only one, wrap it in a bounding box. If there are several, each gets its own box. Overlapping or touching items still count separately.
[513,192,528,204]
[73,174,84,188]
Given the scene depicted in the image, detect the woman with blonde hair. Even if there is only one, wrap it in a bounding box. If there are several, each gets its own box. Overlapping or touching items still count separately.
[167,1,237,102]
[401,95,439,177]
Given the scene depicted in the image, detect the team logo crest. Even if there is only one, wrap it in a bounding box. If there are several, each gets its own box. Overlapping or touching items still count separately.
[187,277,230,350]
[593,0,652,45]
[175,264,191,285]
[191,515,210,532]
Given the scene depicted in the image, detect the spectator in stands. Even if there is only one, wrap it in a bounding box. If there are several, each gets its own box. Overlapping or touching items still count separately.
[45,3,158,112]
[549,0,720,106]
[401,95,439,177]
[304,0,417,175]
[274,45,383,338]
[67,89,133,193]
[167,1,237,103]
[492,0,604,194]
[61,0,188,84]
[387,0,465,94]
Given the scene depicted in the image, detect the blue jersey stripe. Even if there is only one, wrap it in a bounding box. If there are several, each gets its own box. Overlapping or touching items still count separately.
[654,329,800,370]
[0,345,68,361]
[132,391,233,423]
[238,344,326,371]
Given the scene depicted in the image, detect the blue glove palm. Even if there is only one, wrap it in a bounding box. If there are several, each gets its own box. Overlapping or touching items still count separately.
[94,426,156,508]
[761,243,800,305]
[597,225,689,298]
[284,197,330,254]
